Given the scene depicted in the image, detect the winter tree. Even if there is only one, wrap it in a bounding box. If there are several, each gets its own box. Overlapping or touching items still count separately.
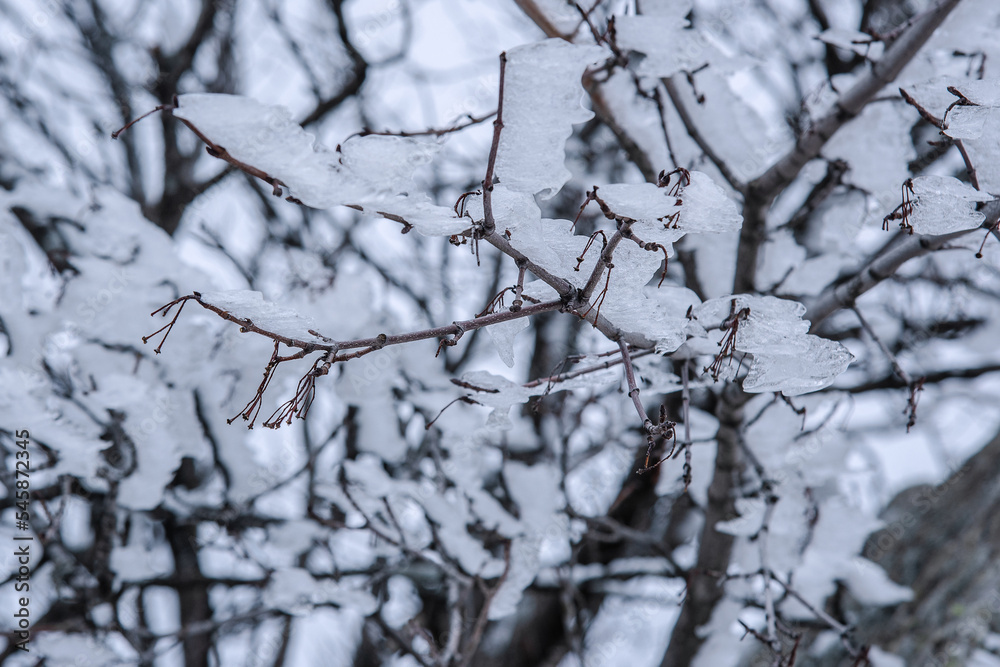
[2,0,1000,665]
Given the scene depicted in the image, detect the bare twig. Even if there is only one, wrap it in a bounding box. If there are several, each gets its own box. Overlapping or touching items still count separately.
[298,0,367,127]
[680,361,693,489]
[523,347,655,388]
[770,572,850,635]
[111,104,174,139]
[662,75,744,192]
[757,492,780,651]
[145,293,567,429]
[846,362,1000,393]
[852,307,912,386]
[481,52,507,236]
[654,84,680,169]
[511,261,528,311]
[620,338,652,429]
[440,580,463,664]
[457,543,512,667]
[618,339,676,474]
[355,110,497,139]
[144,293,564,360]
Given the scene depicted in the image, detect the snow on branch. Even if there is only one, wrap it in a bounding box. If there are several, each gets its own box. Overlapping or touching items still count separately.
[695,295,854,395]
[142,291,564,428]
[493,39,609,198]
[125,30,852,448]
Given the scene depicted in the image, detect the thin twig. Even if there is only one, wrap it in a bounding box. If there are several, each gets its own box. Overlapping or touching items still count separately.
[619,338,652,430]
[481,52,507,236]
[457,543,512,667]
[111,104,174,139]
[758,492,780,651]
[511,261,528,311]
[618,340,676,474]
[680,361,693,489]
[662,76,743,192]
[852,307,912,386]
[654,84,680,169]
[440,580,463,664]
[523,348,655,388]
[355,110,496,139]
[770,572,850,635]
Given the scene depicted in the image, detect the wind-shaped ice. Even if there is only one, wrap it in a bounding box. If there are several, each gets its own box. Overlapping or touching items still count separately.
[695,295,854,395]
[942,78,1000,141]
[495,39,609,198]
[171,94,469,236]
[903,175,993,234]
[908,77,1000,193]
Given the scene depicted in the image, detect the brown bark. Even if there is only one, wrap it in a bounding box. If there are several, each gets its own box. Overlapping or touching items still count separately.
[853,427,1000,664]
[760,427,1000,666]
[660,385,746,666]
[165,517,212,667]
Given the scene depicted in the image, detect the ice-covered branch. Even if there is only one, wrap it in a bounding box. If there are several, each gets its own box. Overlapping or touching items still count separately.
[481,52,507,236]
[806,227,982,326]
[750,0,963,201]
[735,0,963,293]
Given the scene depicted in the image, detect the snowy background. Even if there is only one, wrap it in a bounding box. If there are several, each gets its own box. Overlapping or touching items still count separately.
[3,0,1000,665]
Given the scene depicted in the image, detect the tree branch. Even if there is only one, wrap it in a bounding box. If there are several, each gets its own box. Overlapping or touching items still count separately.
[481,52,507,236]
[145,293,566,359]
[751,0,962,201]
[660,383,746,666]
[735,0,963,294]
[662,75,744,192]
[805,226,981,326]
[845,363,1000,393]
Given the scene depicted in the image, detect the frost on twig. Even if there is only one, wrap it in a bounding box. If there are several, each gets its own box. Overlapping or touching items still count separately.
[128,33,849,465]
[494,39,609,198]
[694,295,854,395]
[142,291,568,428]
[882,175,991,234]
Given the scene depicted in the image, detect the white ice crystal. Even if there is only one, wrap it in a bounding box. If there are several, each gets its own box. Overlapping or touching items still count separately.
[905,175,992,234]
[694,295,854,395]
[495,39,609,198]
[172,94,467,235]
